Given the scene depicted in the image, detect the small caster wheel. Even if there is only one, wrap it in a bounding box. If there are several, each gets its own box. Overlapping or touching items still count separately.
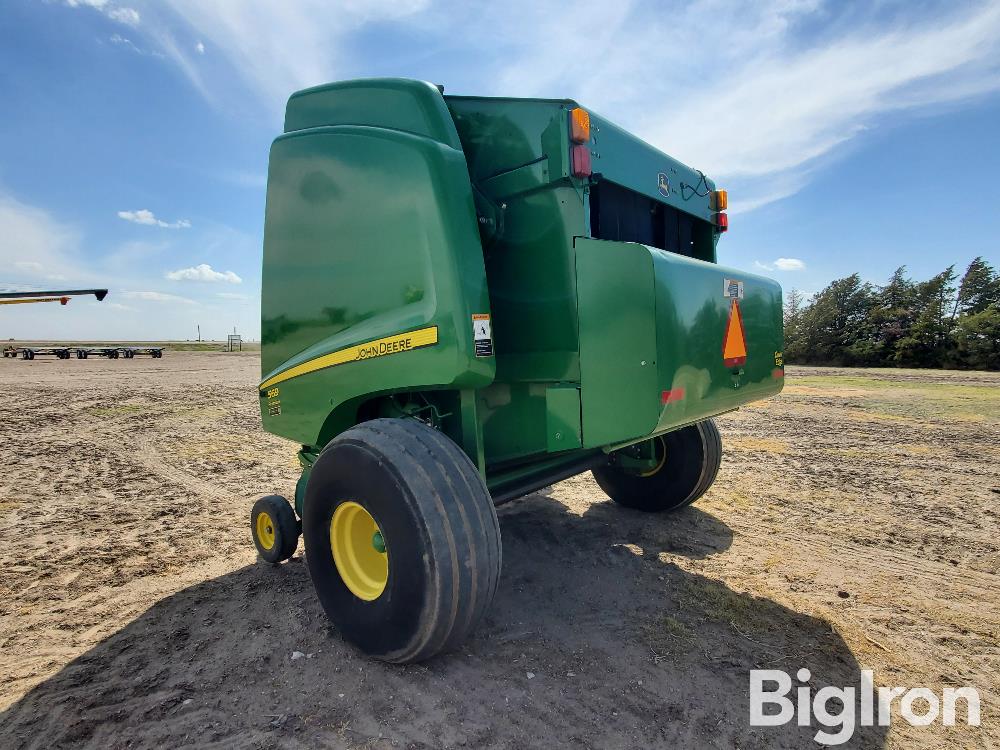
[251,495,299,563]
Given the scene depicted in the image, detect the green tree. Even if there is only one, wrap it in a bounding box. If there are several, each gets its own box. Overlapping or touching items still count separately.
[868,266,916,365]
[783,288,807,362]
[954,306,1000,370]
[894,267,957,367]
[794,274,876,365]
[956,257,1000,316]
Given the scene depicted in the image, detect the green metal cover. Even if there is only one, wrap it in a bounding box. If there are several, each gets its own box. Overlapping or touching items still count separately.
[545,385,583,452]
[575,239,783,448]
[260,97,493,446]
[285,78,463,149]
[576,239,659,447]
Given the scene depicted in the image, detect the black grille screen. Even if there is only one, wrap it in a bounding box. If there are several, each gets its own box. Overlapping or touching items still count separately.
[589,180,711,261]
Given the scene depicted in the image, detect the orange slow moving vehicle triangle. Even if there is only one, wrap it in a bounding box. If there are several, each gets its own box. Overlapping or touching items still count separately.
[722,299,748,367]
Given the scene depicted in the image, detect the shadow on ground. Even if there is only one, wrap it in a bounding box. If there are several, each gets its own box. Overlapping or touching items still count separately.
[1,494,886,749]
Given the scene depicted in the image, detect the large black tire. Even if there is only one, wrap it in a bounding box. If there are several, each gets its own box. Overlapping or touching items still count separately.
[250,495,299,563]
[593,419,722,513]
[303,418,502,663]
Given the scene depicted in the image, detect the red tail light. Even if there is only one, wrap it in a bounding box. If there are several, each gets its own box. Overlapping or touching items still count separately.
[716,212,728,232]
[571,145,592,177]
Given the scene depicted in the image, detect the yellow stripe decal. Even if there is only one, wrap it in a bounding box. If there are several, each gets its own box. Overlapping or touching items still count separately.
[259,326,438,392]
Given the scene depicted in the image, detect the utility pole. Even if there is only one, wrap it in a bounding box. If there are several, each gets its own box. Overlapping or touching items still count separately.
[197,324,201,342]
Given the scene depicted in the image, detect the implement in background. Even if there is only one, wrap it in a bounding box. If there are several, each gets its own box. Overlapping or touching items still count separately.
[2,289,109,358]
[0,289,109,306]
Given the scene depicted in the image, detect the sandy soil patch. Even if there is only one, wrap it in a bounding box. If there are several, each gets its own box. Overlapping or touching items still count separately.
[1,355,996,748]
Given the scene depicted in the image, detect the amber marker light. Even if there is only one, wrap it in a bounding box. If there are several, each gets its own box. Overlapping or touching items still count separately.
[712,189,728,211]
[570,107,590,143]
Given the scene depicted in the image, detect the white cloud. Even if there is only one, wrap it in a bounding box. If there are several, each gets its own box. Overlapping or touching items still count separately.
[65,0,140,27]
[107,6,140,26]
[756,258,806,272]
[774,258,806,271]
[0,194,91,284]
[150,0,430,107]
[122,290,197,304]
[118,209,191,229]
[166,263,242,284]
[109,33,140,52]
[66,1,1000,214]
[503,1,1000,211]
[0,193,261,339]
[640,5,1000,183]
[109,33,162,57]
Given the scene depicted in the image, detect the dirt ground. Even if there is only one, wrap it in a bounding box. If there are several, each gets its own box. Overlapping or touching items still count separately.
[0,353,996,749]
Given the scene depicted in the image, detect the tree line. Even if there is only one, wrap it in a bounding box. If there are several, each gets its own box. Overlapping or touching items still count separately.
[784,257,1000,370]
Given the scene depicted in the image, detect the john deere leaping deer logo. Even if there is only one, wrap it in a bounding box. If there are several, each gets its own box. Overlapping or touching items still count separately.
[657,172,670,198]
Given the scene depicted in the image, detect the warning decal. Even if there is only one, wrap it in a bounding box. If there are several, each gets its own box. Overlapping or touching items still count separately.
[473,313,493,357]
[722,299,748,367]
[724,278,745,299]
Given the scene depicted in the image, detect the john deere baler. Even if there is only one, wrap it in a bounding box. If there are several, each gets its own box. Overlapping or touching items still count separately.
[252,78,783,662]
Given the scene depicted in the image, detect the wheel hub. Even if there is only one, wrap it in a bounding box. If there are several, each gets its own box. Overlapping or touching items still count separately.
[330,501,388,601]
[256,511,276,550]
[639,436,667,477]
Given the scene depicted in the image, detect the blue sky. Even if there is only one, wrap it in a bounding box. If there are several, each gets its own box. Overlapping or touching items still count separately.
[2,0,999,340]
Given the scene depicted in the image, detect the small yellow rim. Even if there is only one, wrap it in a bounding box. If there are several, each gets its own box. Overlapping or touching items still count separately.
[256,510,276,550]
[330,501,388,601]
[639,437,667,477]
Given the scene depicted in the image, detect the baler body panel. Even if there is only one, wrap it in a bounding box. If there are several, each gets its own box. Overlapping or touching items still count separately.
[576,239,783,448]
[284,78,463,149]
[260,119,493,445]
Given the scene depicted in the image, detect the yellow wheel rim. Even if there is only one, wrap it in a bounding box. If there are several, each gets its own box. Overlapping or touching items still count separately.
[256,510,276,550]
[639,437,667,477]
[330,501,388,601]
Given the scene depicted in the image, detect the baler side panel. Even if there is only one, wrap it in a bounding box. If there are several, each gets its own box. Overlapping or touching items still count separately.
[574,239,783,449]
[445,98,593,466]
[576,240,659,447]
[650,250,784,431]
[260,125,493,447]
